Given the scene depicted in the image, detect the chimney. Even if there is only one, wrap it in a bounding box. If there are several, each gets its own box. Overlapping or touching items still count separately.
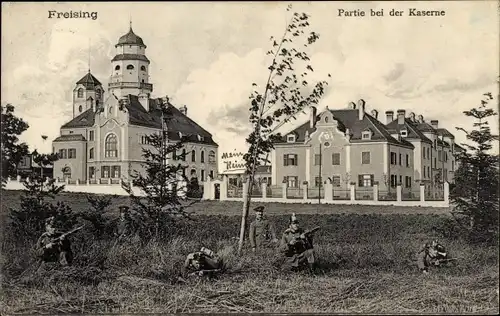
[310,106,317,128]
[370,109,378,120]
[430,120,438,129]
[348,102,356,109]
[138,93,149,112]
[409,112,416,122]
[385,111,394,124]
[179,105,188,116]
[417,114,424,123]
[397,109,406,125]
[357,99,366,120]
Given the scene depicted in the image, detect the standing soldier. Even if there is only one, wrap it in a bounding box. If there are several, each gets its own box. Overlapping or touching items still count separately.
[180,247,223,280]
[36,216,74,267]
[279,213,318,272]
[417,239,449,274]
[114,205,132,241]
[249,206,278,252]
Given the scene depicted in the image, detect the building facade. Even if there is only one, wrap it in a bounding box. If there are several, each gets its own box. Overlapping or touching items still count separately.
[271,99,459,195]
[52,26,218,183]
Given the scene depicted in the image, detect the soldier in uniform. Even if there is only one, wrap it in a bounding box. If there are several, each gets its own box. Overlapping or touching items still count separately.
[180,247,223,279]
[249,206,278,252]
[114,205,132,240]
[417,239,449,274]
[36,216,73,267]
[279,213,316,272]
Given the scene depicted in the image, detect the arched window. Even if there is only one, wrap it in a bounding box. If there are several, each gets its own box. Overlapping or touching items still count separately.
[191,149,196,162]
[78,105,83,113]
[89,148,94,159]
[77,88,84,98]
[115,65,120,71]
[109,106,113,114]
[126,64,134,70]
[141,79,145,83]
[141,65,146,71]
[209,150,216,163]
[201,150,205,163]
[105,134,118,158]
[63,166,71,179]
[96,89,101,99]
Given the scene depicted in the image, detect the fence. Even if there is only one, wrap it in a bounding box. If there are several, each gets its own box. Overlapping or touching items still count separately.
[201,177,450,207]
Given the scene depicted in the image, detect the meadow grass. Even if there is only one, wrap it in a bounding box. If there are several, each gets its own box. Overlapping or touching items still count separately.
[1,190,498,314]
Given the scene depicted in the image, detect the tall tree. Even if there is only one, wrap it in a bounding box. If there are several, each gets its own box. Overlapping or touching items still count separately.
[124,100,192,241]
[450,92,499,243]
[1,104,29,180]
[239,5,330,254]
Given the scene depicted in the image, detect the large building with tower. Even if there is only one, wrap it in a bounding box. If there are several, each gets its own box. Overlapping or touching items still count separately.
[52,25,219,183]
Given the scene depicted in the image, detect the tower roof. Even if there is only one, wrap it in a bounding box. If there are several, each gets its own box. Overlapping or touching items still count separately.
[76,72,102,89]
[117,27,146,47]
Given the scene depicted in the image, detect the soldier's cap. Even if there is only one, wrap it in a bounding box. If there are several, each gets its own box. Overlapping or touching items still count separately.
[253,206,265,213]
[45,216,55,224]
[290,213,298,224]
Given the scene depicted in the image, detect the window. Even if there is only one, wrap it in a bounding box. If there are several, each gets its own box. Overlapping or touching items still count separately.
[105,134,118,158]
[141,65,146,71]
[332,175,341,187]
[287,134,296,143]
[399,153,402,165]
[399,175,402,185]
[362,131,371,140]
[63,166,71,179]
[423,147,426,159]
[423,167,426,178]
[284,176,298,188]
[201,151,205,163]
[89,148,94,159]
[79,105,83,113]
[67,148,76,159]
[109,106,113,114]
[283,154,298,166]
[314,154,321,165]
[434,158,436,168]
[401,130,408,137]
[325,117,329,123]
[358,174,374,187]
[332,153,340,165]
[102,166,110,178]
[438,150,442,161]
[209,170,214,179]
[172,150,177,160]
[111,166,121,178]
[406,154,410,167]
[77,88,84,98]
[69,131,74,134]
[58,149,67,159]
[390,175,397,188]
[89,130,94,141]
[209,150,216,163]
[452,161,454,171]
[115,65,120,70]
[427,166,430,177]
[126,64,134,70]
[427,147,430,159]
[96,89,101,99]
[405,176,412,188]
[391,152,397,165]
[315,177,323,187]
[191,150,196,162]
[361,152,370,164]
[89,166,95,178]
[201,170,205,182]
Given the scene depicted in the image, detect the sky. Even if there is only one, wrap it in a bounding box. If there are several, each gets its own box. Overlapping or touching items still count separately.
[2,1,499,172]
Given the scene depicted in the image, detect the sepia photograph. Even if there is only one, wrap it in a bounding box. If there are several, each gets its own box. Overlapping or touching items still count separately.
[1,1,499,314]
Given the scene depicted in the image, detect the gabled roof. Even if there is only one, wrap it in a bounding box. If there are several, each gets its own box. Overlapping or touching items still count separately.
[53,134,86,142]
[273,109,414,148]
[436,128,455,138]
[117,27,146,47]
[76,72,102,89]
[386,118,432,144]
[61,108,95,128]
[59,94,217,146]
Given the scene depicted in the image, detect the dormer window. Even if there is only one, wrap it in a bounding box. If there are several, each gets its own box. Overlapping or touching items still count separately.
[115,65,120,71]
[362,130,372,140]
[197,135,205,142]
[141,65,146,71]
[126,64,134,70]
[287,134,296,143]
[400,129,408,137]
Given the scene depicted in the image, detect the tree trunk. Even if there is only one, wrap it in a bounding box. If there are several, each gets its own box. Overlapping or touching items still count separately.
[237,178,251,255]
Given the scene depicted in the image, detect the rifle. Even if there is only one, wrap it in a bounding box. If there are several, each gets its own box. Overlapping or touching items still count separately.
[303,226,321,237]
[188,269,222,277]
[50,225,85,244]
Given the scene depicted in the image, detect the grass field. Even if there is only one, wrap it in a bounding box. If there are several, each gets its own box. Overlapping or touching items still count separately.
[1,190,499,314]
